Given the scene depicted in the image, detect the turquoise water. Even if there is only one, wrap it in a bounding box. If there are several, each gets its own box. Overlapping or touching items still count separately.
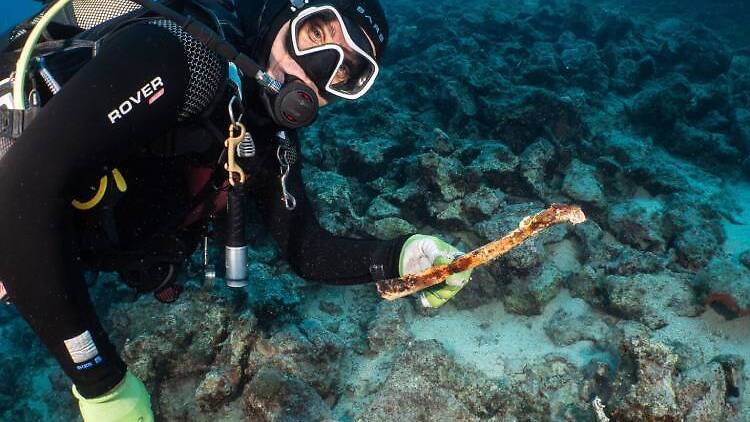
[2,1,42,32]
[2,0,750,421]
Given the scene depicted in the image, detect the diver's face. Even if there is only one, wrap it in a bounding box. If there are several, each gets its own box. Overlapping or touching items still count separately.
[266,21,330,107]
[266,19,361,107]
[295,15,353,87]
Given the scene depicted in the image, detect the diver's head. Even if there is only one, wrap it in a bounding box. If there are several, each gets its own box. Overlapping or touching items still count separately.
[237,0,389,108]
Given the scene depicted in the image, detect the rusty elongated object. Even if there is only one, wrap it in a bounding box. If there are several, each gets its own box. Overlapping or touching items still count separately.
[376,204,587,300]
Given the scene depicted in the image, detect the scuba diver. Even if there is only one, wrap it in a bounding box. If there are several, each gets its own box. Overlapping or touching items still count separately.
[0,0,474,420]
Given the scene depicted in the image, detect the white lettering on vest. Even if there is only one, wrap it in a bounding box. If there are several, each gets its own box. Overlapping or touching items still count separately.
[108,76,166,124]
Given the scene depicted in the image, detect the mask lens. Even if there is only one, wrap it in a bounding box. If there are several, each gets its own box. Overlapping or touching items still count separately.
[290,6,379,99]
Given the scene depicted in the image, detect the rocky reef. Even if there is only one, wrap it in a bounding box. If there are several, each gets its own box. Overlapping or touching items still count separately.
[2,0,750,420]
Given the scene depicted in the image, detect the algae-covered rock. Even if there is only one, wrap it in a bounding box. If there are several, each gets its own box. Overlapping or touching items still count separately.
[604,272,701,329]
[503,262,566,315]
[367,217,417,240]
[562,159,605,206]
[607,198,666,252]
[356,340,504,421]
[609,336,741,421]
[242,366,334,422]
[694,257,750,318]
[610,337,682,420]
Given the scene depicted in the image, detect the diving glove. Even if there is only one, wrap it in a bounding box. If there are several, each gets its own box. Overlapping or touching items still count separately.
[399,234,472,308]
[72,370,154,422]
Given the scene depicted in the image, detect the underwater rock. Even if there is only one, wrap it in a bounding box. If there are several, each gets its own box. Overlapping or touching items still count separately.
[629,76,692,131]
[694,257,750,317]
[244,263,304,322]
[740,250,750,269]
[519,138,557,199]
[610,335,741,421]
[543,297,612,346]
[559,39,609,92]
[607,198,666,252]
[462,186,506,221]
[562,159,605,206]
[488,89,585,151]
[367,217,417,240]
[604,272,701,329]
[594,13,636,46]
[522,42,562,88]
[427,198,467,230]
[464,141,520,189]
[338,137,404,180]
[114,291,232,384]
[242,366,334,422]
[503,261,565,315]
[356,340,504,421]
[418,151,466,202]
[365,195,401,219]
[367,300,413,353]
[597,131,652,165]
[672,225,721,271]
[245,321,344,396]
[609,337,682,420]
[672,27,733,81]
[195,312,258,411]
[302,169,365,236]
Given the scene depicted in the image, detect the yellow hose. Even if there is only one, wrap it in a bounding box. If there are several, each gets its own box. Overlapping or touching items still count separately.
[12,0,74,110]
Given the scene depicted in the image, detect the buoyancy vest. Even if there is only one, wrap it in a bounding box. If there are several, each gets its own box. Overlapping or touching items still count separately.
[0,0,246,278]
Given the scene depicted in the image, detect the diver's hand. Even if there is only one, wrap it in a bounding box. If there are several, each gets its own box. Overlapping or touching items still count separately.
[73,370,154,422]
[399,234,472,308]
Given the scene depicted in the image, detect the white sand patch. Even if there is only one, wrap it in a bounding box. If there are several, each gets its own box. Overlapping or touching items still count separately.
[652,308,750,363]
[723,180,750,258]
[410,290,603,379]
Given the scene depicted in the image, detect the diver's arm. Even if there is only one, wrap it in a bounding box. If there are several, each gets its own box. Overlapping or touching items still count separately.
[254,147,409,285]
[0,22,189,397]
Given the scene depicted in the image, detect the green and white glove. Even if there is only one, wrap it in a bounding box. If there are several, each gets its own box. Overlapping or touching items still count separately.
[399,234,472,308]
[73,370,154,422]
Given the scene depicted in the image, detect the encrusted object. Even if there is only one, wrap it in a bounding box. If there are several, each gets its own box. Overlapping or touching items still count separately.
[592,396,610,422]
[377,204,587,300]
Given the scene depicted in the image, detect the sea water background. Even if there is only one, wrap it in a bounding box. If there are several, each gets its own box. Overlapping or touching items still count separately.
[1,0,750,421]
[2,1,40,33]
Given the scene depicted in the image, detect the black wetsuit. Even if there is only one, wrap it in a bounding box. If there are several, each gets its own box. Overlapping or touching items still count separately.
[0,3,405,398]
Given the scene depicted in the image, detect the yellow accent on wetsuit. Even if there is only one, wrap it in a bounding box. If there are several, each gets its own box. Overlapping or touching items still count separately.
[71,169,127,211]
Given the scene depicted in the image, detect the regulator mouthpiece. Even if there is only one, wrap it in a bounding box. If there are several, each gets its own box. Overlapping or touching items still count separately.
[264,76,319,129]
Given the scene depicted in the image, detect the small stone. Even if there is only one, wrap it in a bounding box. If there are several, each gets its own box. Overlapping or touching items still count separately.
[463,186,505,220]
[543,298,611,346]
[562,159,605,206]
[368,217,417,240]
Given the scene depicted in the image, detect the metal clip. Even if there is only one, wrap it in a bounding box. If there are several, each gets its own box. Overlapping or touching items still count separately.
[225,122,246,185]
[228,95,243,126]
[277,145,296,210]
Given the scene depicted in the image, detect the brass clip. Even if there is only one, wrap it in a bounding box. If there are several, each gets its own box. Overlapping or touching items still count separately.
[225,122,246,186]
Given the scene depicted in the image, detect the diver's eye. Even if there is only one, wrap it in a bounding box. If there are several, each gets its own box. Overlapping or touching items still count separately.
[309,25,324,44]
[332,64,350,85]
